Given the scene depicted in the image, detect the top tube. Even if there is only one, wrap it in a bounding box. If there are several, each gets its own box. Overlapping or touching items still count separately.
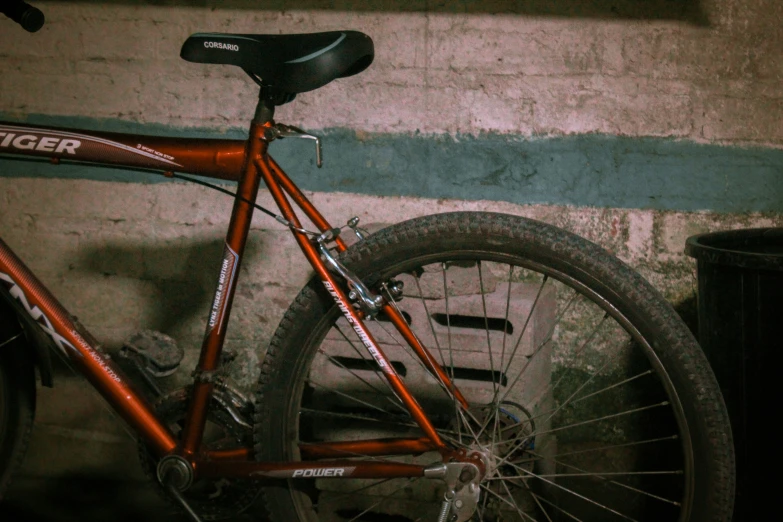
[0,121,247,181]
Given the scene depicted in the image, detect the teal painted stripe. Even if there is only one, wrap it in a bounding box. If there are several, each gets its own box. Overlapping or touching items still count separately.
[1,114,782,213]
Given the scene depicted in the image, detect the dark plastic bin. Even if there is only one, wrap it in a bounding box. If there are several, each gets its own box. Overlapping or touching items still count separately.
[685,228,783,522]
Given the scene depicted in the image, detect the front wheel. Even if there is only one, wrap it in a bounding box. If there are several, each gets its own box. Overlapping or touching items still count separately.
[0,330,36,501]
[255,212,734,522]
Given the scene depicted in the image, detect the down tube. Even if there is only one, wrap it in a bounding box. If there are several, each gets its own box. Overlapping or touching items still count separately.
[0,238,178,455]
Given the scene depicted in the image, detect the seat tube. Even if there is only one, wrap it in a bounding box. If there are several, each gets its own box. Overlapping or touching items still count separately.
[180,122,268,456]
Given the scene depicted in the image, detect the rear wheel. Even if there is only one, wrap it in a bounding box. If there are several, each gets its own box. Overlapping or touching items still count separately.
[255,212,734,522]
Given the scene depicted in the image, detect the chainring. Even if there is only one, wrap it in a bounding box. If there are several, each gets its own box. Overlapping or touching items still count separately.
[138,388,262,521]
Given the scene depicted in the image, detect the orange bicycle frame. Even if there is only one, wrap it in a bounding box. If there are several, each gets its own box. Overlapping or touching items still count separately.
[0,116,473,480]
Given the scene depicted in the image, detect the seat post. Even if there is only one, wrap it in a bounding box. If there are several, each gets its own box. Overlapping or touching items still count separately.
[253,91,275,125]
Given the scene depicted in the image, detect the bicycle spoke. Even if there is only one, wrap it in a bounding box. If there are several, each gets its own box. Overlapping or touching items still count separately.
[496,401,670,468]
[455,406,482,447]
[303,381,410,421]
[496,369,659,441]
[529,312,611,416]
[520,478,556,522]
[526,449,683,506]
[299,407,415,429]
[568,370,654,405]
[302,406,462,444]
[332,322,410,415]
[441,262,462,446]
[501,477,539,521]
[493,264,516,459]
[407,270,484,430]
[413,273,447,372]
[343,478,418,522]
[486,311,620,452]
[375,316,485,446]
[478,480,492,520]
[0,333,21,349]
[500,264,514,389]
[530,492,586,522]
[492,274,552,409]
[487,286,579,424]
[501,274,550,379]
[372,298,460,405]
[317,347,408,415]
[488,470,681,480]
[500,335,617,445]
[546,315,610,398]
[479,483,539,522]
[497,457,641,522]
[478,261,499,400]
[552,435,679,459]
[314,477,397,505]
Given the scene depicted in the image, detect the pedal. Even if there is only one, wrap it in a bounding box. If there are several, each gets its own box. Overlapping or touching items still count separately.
[119,331,184,397]
[121,330,184,377]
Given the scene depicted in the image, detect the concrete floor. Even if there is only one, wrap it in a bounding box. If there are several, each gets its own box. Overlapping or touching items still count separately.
[0,475,192,522]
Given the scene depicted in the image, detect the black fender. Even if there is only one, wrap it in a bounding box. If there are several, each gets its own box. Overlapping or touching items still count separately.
[0,286,54,387]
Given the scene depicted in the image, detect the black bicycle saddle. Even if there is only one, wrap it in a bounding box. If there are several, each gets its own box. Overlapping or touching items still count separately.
[180,31,374,95]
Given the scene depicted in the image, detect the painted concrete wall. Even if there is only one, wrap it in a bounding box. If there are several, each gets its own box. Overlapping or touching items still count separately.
[2,1,782,209]
[1,0,782,480]
[2,1,782,142]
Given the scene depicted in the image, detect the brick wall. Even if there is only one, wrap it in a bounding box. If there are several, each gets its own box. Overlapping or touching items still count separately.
[1,1,781,141]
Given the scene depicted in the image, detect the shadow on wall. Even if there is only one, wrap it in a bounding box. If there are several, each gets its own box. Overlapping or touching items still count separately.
[78,236,262,337]
[672,293,699,338]
[60,0,709,25]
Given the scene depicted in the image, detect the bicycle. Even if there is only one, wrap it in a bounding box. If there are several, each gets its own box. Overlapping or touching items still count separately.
[0,2,734,521]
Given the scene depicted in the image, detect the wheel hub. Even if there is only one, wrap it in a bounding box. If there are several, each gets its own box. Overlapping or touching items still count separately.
[450,402,537,520]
